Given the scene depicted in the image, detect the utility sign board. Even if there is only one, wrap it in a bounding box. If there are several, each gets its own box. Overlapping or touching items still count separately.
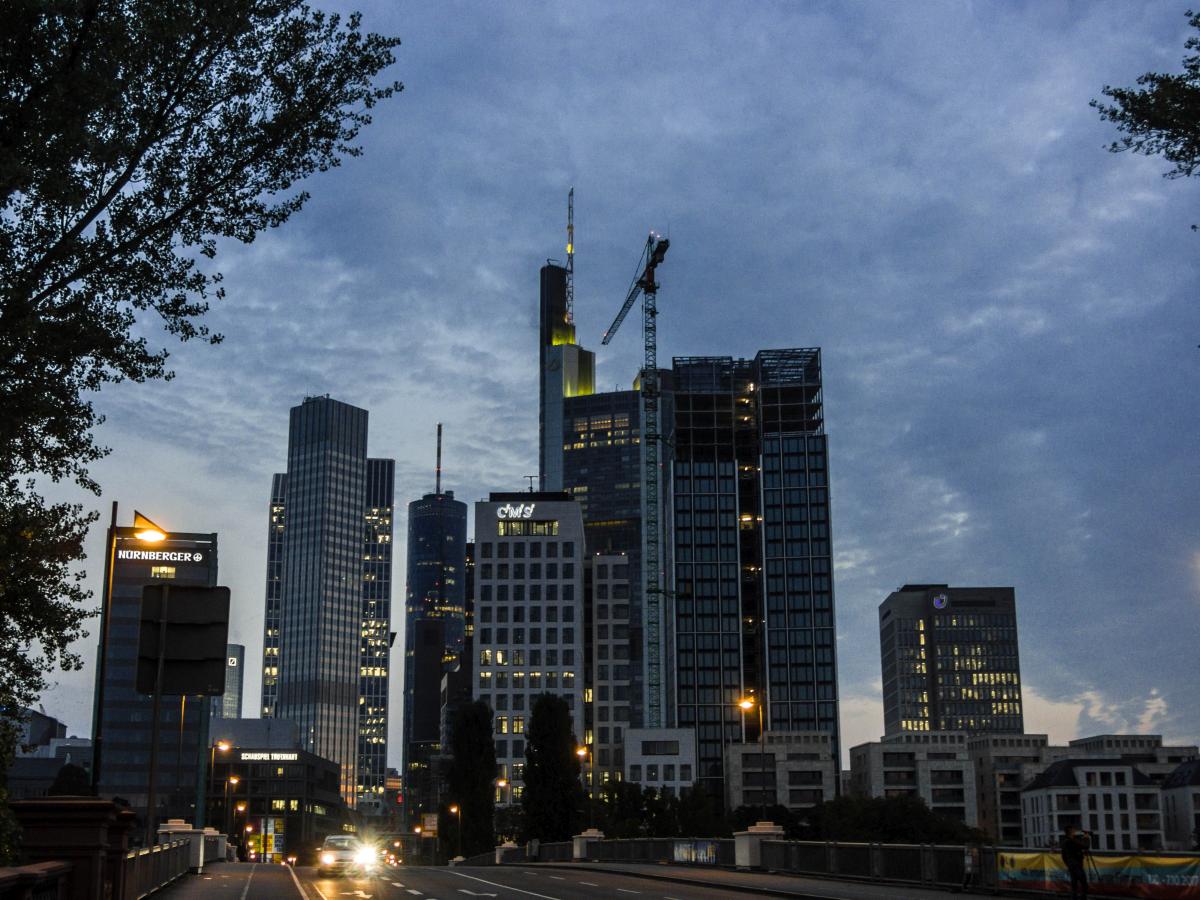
[136,584,231,695]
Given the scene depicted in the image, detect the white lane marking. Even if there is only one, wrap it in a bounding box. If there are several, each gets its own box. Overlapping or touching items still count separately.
[522,870,539,875]
[447,870,564,900]
[617,890,640,895]
[549,875,565,880]
[457,891,499,897]
[579,882,599,887]
[239,864,258,900]
[407,891,423,897]
[392,884,405,889]
[286,863,312,900]
[310,881,331,900]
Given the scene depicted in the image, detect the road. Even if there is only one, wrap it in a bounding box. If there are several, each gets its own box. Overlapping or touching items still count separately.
[295,864,775,899]
[158,860,969,899]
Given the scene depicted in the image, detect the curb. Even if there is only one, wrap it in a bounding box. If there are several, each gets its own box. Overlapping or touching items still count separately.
[511,861,848,900]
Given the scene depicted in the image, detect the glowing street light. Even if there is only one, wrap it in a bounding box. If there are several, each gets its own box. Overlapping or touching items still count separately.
[738,694,767,821]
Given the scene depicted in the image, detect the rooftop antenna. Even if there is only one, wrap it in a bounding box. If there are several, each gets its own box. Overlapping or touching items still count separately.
[523,475,538,492]
[565,187,575,325]
[435,423,443,494]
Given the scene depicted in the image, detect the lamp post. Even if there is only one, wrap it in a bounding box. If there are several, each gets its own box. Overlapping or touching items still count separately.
[576,746,592,828]
[449,804,462,857]
[224,776,239,837]
[208,741,231,826]
[739,695,767,822]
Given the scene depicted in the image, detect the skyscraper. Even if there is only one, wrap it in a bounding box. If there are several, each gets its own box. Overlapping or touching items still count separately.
[92,517,217,827]
[669,350,839,793]
[261,396,394,807]
[879,584,1023,735]
[539,263,594,491]
[401,461,467,820]
[212,644,244,719]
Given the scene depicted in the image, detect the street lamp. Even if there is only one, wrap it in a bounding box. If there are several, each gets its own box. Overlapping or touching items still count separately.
[208,741,231,827]
[738,695,768,821]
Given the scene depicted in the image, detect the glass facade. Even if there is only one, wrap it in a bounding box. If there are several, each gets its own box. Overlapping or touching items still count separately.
[93,527,218,830]
[670,350,839,794]
[880,585,1023,735]
[212,643,244,719]
[401,490,467,817]
[266,396,394,808]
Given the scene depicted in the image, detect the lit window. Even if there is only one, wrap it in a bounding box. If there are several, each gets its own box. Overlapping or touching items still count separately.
[151,566,176,579]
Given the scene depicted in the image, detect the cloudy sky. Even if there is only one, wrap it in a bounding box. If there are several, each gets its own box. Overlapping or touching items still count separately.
[41,0,1200,767]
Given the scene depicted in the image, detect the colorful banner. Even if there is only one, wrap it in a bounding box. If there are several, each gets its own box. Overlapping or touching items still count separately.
[997,851,1200,898]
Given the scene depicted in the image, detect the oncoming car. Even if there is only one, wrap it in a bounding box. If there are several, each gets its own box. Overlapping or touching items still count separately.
[316,835,380,877]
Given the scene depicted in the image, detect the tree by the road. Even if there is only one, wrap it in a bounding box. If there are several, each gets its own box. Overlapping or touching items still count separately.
[521,694,584,841]
[1093,11,1200,190]
[801,794,986,844]
[444,700,497,857]
[0,1,400,862]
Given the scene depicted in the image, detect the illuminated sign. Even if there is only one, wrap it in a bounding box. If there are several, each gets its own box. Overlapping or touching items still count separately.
[117,549,204,563]
[228,656,239,667]
[933,593,948,609]
[239,751,298,762]
[496,503,535,519]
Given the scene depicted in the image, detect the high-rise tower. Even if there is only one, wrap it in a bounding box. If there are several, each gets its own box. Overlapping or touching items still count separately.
[669,350,839,793]
[879,584,1023,735]
[261,396,394,807]
[401,429,467,820]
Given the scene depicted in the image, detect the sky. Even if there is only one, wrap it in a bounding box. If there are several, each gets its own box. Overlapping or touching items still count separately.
[38,0,1200,768]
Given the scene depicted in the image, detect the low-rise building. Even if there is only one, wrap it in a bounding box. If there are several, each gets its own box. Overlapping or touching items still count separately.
[624,728,698,798]
[1161,760,1200,851]
[850,731,977,826]
[969,733,1071,844]
[725,731,837,814]
[1021,758,1164,851]
[1066,735,1197,787]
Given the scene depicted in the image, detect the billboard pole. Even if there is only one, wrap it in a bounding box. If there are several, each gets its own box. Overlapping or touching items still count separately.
[90,500,118,792]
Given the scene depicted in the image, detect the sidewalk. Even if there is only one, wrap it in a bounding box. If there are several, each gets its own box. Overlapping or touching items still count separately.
[153,862,303,899]
[523,861,978,899]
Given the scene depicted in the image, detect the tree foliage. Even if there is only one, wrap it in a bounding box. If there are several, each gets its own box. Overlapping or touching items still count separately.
[0,0,401,862]
[1092,11,1200,187]
[445,700,497,857]
[48,762,94,796]
[521,694,584,841]
[801,794,987,844]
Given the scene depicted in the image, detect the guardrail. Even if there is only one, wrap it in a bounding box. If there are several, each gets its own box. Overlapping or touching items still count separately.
[761,840,986,889]
[0,861,73,900]
[457,850,497,866]
[122,840,190,899]
[535,842,573,862]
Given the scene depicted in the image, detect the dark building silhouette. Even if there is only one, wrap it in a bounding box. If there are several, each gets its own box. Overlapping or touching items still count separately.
[261,396,395,808]
[539,262,594,491]
[669,350,839,792]
[879,584,1023,735]
[92,520,218,830]
[402,488,467,820]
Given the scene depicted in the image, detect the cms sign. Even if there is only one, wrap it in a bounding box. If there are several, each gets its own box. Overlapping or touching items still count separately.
[496,503,535,519]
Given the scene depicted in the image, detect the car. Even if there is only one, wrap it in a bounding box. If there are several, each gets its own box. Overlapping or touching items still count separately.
[316,835,379,877]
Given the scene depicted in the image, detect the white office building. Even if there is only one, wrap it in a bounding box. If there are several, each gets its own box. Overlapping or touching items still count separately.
[1162,760,1200,850]
[725,731,837,813]
[624,728,698,797]
[1021,759,1164,851]
[473,492,586,806]
[849,731,978,826]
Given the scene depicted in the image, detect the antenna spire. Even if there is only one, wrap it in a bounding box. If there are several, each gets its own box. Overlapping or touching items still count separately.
[435,423,443,494]
[565,187,575,325]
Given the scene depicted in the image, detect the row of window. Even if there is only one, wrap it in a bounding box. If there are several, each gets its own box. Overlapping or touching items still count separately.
[477,627,576,644]
[479,649,577,666]
[478,541,576,559]
[477,604,575,623]
[479,562,575,580]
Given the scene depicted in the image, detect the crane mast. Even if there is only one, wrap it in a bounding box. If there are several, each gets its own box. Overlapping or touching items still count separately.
[601,232,670,727]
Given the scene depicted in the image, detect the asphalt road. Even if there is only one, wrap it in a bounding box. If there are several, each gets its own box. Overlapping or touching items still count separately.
[295,864,786,899]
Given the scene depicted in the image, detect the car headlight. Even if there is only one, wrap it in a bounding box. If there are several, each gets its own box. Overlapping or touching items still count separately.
[354,846,376,867]
[320,851,336,865]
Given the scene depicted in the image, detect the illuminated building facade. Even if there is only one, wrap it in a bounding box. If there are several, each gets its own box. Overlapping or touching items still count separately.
[539,263,594,491]
[879,584,1023,736]
[401,489,467,819]
[473,492,586,806]
[93,522,218,827]
[212,644,244,719]
[261,396,394,808]
[669,350,839,794]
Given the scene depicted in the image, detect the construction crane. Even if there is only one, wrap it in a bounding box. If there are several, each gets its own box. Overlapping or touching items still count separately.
[601,232,670,728]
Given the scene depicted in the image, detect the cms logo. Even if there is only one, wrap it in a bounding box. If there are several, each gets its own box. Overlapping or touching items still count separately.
[497,503,535,519]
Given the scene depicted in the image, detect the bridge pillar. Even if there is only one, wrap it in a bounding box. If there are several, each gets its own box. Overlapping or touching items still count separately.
[734,821,784,870]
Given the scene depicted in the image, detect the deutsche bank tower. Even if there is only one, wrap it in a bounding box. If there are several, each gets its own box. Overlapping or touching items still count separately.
[260,396,395,809]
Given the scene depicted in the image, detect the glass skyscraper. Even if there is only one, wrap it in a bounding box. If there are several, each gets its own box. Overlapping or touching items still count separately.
[669,350,839,793]
[879,584,1023,735]
[539,262,595,491]
[401,489,466,819]
[261,396,394,808]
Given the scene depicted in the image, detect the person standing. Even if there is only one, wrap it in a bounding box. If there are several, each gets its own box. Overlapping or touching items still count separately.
[1060,825,1091,900]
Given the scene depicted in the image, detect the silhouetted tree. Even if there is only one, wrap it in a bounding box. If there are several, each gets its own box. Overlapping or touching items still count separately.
[1093,10,1200,224]
[676,783,730,838]
[804,794,986,844]
[0,4,402,861]
[521,694,583,841]
[47,762,92,796]
[445,701,496,857]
